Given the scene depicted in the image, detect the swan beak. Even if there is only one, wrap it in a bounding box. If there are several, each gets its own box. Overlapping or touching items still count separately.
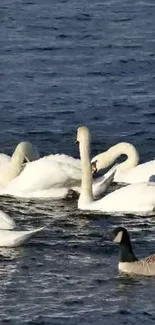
[74,140,79,144]
[91,160,98,174]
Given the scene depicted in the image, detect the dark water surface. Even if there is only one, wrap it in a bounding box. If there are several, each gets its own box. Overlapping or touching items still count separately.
[0,0,155,324]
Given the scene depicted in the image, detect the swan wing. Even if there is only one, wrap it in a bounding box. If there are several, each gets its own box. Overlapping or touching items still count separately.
[0,155,12,186]
[47,153,81,168]
[0,154,11,166]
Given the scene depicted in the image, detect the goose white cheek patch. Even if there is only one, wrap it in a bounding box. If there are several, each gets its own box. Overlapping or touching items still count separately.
[113,231,123,243]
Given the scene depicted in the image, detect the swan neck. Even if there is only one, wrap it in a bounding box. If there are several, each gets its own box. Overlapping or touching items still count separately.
[97,143,139,172]
[79,138,93,204]
[9,152,23,179]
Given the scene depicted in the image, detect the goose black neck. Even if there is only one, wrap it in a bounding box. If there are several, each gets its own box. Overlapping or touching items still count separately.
[120,239,138,263]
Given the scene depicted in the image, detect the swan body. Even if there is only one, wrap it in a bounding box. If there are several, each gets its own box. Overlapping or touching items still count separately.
[92,142,155,184]
[0,142,40,187]
[0,227,44,247]
[81,183,155,214]
[0,153,11,166]
[77,127,155,215]
[111,227,155,276]
[0,153,114,199]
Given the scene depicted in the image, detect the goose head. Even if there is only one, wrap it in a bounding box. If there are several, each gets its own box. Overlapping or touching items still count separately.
[110,227,138,263]
[110,226,129,244]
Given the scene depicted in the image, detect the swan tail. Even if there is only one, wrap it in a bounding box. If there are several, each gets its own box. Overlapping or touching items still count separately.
[12,226,45,247]
[0,211,16,230]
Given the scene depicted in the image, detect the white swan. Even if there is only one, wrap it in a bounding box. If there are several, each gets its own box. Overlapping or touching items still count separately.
[0,210,44,247]
[0,142,40,166]
[77,126,155,215]
[0,142,40,187]
[92,142,155,184]
[0,151,115,199]
[0,226,44,247]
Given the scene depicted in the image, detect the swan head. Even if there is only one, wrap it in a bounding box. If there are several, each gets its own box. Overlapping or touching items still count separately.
[91,142,139,174]
[91,160,98,174]
[76,126,90,145]
[91,152,110,173]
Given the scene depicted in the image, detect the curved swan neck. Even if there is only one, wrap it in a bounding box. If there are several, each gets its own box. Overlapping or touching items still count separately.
[95,143,139,172]
[9,148,25,179]
[78,129,93,205]
[0,142,38,187]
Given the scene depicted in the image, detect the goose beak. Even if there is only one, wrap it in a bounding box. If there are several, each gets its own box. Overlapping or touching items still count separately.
[74,139,79,144]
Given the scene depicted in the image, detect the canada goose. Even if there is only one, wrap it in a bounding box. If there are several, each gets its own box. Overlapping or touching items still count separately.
[110,227,155,276]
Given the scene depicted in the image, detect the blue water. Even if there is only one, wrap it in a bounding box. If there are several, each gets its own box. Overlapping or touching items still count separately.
[0,0,155,324]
